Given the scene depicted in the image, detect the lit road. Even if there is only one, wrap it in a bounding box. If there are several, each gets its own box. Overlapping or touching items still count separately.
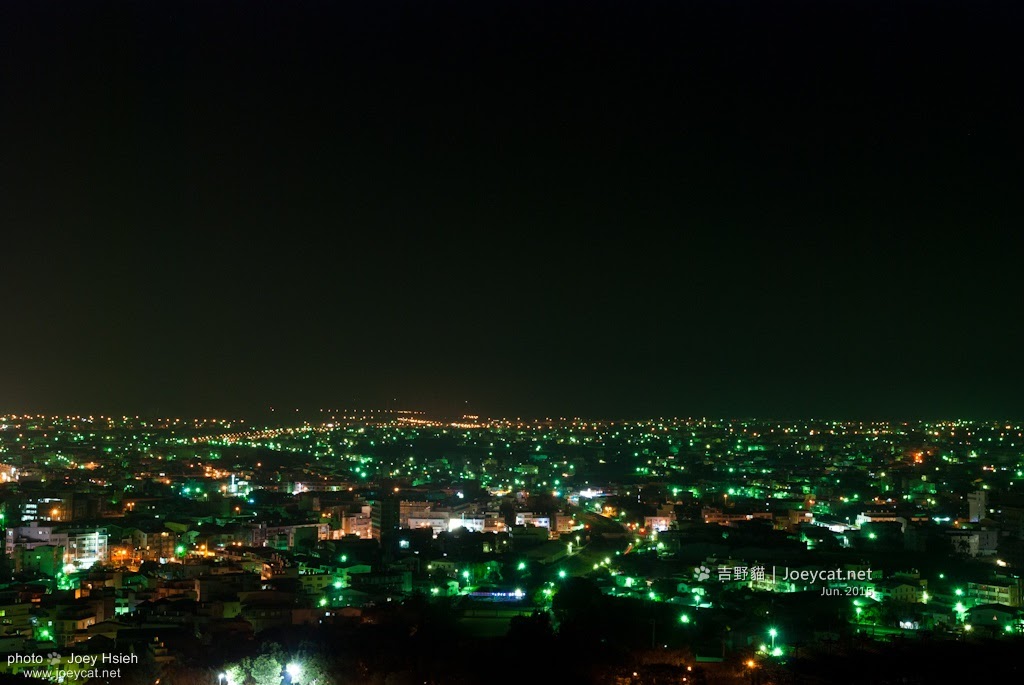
[570,506,632,555]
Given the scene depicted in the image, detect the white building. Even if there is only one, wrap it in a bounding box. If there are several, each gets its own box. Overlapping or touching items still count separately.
[448,516,486,533]
[968,490,988,523]
[515,513,550,529]
[407,516,450,537]
[6,522,108,567]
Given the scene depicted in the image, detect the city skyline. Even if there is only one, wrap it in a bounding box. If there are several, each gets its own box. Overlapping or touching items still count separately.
[1,409,1022,685]
[2,2,1022,682]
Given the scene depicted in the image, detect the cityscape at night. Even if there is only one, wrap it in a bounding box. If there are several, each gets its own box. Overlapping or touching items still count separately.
[0,413,1023,683]
[2,0,1022,683]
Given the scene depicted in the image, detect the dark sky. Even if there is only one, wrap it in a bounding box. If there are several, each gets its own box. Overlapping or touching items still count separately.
[2,0,1022,420]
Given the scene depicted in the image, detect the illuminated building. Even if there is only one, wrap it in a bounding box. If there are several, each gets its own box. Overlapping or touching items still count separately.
[5,523,108,568]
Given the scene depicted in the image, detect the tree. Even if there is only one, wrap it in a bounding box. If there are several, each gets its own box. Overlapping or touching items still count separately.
[225,659,249,685]
[552,576,603,624]
[291,653,336,685]
[250,654,283,685]
[508,611,553,644]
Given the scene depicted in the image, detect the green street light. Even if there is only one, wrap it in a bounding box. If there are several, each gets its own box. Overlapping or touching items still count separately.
[769,628,778,650]
[679,613,690,624]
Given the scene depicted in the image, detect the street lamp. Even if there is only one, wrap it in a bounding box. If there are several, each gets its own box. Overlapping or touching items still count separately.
[285,663,302,684]
[954,602,968,625]
[218,674,226,685]
[769,628,777,650]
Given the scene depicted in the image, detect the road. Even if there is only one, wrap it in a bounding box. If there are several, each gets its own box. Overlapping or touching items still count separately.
[573,505,631,539]
[568,505,633,567]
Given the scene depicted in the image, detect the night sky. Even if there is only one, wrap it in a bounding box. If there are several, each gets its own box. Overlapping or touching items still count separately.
[2,1,1022,420]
